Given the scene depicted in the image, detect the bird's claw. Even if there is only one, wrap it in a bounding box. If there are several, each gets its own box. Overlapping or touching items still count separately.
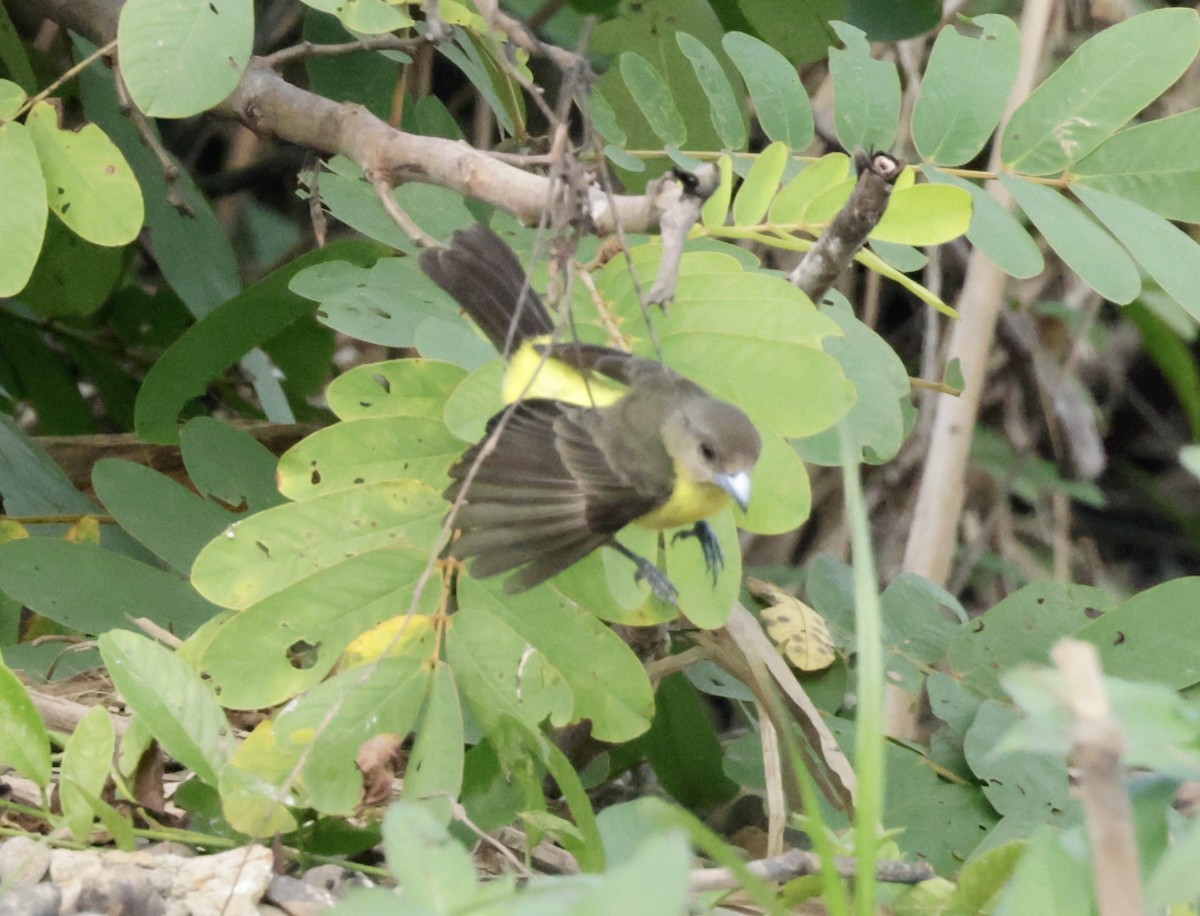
[631,556,679,606]
[672,521,724,586]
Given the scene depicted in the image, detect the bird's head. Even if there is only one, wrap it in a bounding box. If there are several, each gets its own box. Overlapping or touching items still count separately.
[664,397,762,511]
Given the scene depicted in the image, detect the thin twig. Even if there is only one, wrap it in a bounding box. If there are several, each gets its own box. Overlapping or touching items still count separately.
[113,69,193,216]
[14,39,117,119]
[369,174,438,247]
[690,847,935,892]
[261,35,420,68]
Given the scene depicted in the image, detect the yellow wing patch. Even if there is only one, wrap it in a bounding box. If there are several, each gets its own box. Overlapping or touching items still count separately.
[503,338,625,407]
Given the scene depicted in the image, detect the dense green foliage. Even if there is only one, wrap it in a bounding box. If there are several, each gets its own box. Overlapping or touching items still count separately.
[3,1,1200,912]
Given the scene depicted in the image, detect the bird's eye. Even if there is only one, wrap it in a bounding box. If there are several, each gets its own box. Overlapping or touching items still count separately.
[700,442,716,461]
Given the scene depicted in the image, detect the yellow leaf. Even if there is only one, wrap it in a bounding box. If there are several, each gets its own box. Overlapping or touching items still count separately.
[340,615,433,669]
[65,517,101,544]
[0,520,28,543]
[749,577,836,672]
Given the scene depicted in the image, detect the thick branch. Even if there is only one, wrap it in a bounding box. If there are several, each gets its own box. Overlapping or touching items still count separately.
[788,151,903,302]
[1051,640,1143,916]
[691,847,934,891]
[10,0,676,234]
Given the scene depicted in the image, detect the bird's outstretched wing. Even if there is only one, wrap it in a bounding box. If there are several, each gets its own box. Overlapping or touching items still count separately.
[445,399,663,591]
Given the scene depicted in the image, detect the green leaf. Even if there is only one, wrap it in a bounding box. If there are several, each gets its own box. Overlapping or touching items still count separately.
[721,32,814,149]
[912,15,1020,167]
[1126,304,1200,441]
[732,140,789,226]
[0,413,99,517]
[18,216,126,317]
[965,701,1072,822]
[881,734,1000,874]
[574,829,692,913]
[869,239,926,273]
[77,36,240,316]
[996,827,1094,915]
[999,173,1139,304]
[592,1,727,189]
[199,547,441,710]
[93,459,233,574]
[60,705,116,841]
[218,750,298,836]
[946,842,1025,914]
[327,359,468,421]
[134,239,385,443]
[274,655,431,813]
[191,478,444,609]
[828,21,901,153]
[701,153,734,228]
[402,664,466,815]
[795,298,910,465]
[458,578,654,743]
[0,121,46,296]
[438,28,523,138]
[300,0,412,33]
[1147,810,1200,907]
[731,0,840,67]
[446,605,574,733]
[870,183,972,245]
[923,167,1043,279]
[0,539,218,636]
[768,152,851,226]
[843,0,938,42]
[180,417,287,514]
[676,32,746,150]
[1002,8,1200,176]
[597,248,851,438]
[0,4,36,92]
[382,801,480,909]
[0,656,51,789]
[1077,578,1200,689]
[1072,109,1200,223]
[303,9,401,120]
[99,631,229,786]
[117,0,253,117]
[1075,185,1200,322]
[638,673,738,808]
[946,581,1115,698]
[290,255,459,347]
[586,88,625,146]
[24,102,141,247]
[0,79,25,119]
[275,415,465,500]
[619,52,687,148]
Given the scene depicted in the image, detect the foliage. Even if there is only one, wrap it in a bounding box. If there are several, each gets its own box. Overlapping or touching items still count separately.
[3,1,1200,912]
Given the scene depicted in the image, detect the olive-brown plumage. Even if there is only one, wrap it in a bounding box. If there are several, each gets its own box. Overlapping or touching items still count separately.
[421,226,761,597]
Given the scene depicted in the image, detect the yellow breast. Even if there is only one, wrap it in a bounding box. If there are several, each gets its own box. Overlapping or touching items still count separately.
[635,467,731,530]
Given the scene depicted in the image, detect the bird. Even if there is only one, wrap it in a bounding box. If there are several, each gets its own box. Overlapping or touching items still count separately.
[420,224,761,602]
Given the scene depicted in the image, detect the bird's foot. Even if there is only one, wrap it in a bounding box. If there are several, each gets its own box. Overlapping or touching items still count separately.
[672,521,724,586]
[612,541,679,605]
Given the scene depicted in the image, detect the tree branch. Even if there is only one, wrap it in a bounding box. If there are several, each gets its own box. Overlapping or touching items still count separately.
[9,0,679,235]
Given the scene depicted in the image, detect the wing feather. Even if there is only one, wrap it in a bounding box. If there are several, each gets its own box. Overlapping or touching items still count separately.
[445,399,659,590]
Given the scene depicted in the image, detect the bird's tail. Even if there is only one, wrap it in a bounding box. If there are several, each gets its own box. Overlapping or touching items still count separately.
[419,225,555,357]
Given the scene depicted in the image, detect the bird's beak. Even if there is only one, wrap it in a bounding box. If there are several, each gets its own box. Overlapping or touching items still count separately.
[714,470,752,512]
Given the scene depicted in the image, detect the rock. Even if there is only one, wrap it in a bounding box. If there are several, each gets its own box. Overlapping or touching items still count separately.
[0,835,51,887]
[266,874,338,914]
[0,882,61,916]
[51,845,274,916]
